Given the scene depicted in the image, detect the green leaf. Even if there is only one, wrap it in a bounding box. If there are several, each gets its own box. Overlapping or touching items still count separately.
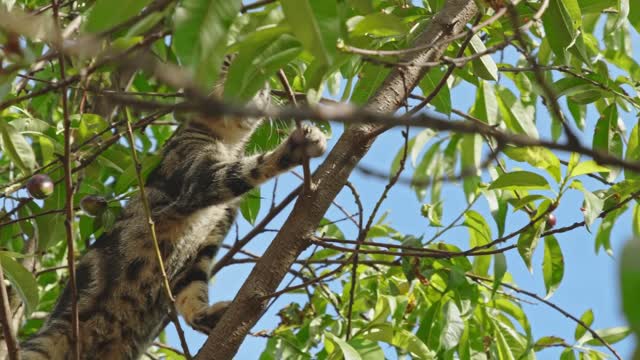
[351,64,390,105]
[494,320,516,360]
[389,137,414,179]
[492,252,507,296]
[614,0,630,30]
[593,104,622,181]
[410,129,437,167]
[494,298,532,337]
[621,238,640,336]
[508,194,550,212]
[581,189,605,228]
[351,13,408,37]
[225,33,303,100]
[440,301,464,350]
[348,338,384,360]
[517,219,545,272]
[488,171,551,191]
[575,309,594,341]
[114,154,162,194]
[497,88,539,138]
[240,188,261,225]
[625,121,640,181]
[595,207,625,256]
[464,210,492,276]
[468,34,498,81]
[281,0,332,88]
[418,68,452,115]
[0,120,37,174]
[460,134,482,180]
[325,332,362,360]
[472,81,499,125]
[503,146,561,183]
[85,0,153,33]
[570,160,612,178]
[579,326,631,346]
[362,324,435,360]
[420,203,443,227]
[560,348,577,360]
[412,139,446,200]
[630,0,640,32]
[174,0,241,88]
[552,77,606,103]
[542,235,564,298]
[542,0,582,62]
[318,218,345,240]
[534,336,566,351]
[567,98,586,129]
[0,253,38,316]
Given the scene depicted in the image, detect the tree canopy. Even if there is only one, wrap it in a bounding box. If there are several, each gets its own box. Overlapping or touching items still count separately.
[1,0,640,359]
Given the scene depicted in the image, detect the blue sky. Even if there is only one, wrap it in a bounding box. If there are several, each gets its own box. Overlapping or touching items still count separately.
[166,6,640,360]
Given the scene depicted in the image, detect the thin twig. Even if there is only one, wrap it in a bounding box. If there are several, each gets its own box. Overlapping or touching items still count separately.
[152,341,184,356]
[52,0,80,357]
[277,69,312,193]
[209,185,302,277]
[346,128,410,340]
[0,261,19,360]
[406,13,482,116]
[469,274,622,360]
[240,0,276,13]
[123,116,191,359]
[506,1,580,146]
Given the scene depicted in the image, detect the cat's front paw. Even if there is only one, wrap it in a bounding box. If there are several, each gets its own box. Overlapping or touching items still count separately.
[288,125,327,160]
[191,301,231,334]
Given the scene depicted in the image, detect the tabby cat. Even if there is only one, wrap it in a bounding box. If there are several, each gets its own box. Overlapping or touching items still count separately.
[20,79,327,358]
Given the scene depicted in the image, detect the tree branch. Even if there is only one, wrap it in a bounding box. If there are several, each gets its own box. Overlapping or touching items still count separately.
[194,1,479,359]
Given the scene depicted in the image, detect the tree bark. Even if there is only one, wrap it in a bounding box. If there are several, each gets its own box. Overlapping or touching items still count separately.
[195,1,478,359]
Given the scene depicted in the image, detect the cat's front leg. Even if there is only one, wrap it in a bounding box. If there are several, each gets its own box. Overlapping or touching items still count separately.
[169,125,327,215]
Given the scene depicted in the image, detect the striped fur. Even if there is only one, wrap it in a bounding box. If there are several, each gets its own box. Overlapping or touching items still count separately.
[20,88,327,359]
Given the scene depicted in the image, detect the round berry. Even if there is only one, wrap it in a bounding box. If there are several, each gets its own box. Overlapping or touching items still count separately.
[26,174,54,199]
[546,213,557,228]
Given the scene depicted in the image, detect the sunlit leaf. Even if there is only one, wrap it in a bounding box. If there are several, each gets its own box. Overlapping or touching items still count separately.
[418,68,452,115]
[578,326,631,346]
[0,253,38,316]
[281,0,333,88]
[174,0,241,88]
[503,146,561,183]
[240,188,261,225]
[595,207,625,256]
[351,13,407,37]
[542,236,564,298]
[621,238,640,336]
[542,0,583,62]
[468,34,498,81]
[0,120,36,174]
[362,324,435,359]
[575,309,594,341]
[464,210,492,276]
[325,332,362,360]
[489,171,551,191]
[85,0,153,33]
[492,250,507,296]
[517,219,545,272]
[440,301,464,350]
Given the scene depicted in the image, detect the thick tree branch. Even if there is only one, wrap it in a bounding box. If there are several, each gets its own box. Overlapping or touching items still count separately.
[194,1,479,359]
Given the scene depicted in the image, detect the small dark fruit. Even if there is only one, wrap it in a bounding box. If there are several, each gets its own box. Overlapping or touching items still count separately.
[546,213,557,228]
[26,174,54,199]
[80,195,108,217]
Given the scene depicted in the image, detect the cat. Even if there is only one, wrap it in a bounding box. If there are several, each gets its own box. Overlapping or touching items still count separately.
[20,83,327,358]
